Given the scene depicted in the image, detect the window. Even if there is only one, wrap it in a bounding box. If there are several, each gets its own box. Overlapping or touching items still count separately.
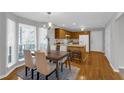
[7,19,16,66]
[38,27,48,51]
[18,24,36,61]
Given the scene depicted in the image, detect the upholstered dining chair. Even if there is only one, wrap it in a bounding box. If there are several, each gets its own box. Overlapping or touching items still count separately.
[60,45,71,72]
[35,51,57,80]
[24,50,36,79]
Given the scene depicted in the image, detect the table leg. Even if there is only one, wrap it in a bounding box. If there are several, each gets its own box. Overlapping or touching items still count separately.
[56,61,59,80]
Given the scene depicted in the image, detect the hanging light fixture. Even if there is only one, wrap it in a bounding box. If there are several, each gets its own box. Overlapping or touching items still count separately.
[48,22,52,27]
[46,12,52,53]
[47,12,53,29]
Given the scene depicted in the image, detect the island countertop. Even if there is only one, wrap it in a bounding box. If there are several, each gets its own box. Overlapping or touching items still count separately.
[68,44,86,47]
[67,44,86,59]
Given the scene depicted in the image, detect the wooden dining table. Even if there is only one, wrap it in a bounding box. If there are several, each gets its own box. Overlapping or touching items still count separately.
[32,50,69,80]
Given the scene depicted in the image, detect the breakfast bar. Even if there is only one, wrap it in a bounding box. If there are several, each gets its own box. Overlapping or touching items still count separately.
[67,44,86,62]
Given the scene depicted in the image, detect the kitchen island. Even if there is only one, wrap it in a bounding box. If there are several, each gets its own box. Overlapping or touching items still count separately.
[67,44,86,61]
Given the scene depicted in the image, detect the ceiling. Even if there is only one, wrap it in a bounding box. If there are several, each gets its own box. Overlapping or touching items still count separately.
[13,12,116,31]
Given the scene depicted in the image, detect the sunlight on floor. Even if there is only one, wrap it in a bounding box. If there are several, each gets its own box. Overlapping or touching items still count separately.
[80,76,86,80]
[17,77,23,80]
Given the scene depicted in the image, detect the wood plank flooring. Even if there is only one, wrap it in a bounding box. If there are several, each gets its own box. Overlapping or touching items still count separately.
[1,52,122,80]
[76,52,122,80]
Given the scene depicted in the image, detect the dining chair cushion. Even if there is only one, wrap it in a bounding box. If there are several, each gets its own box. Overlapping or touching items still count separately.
[24,50,34,68]
[35,51,56,75]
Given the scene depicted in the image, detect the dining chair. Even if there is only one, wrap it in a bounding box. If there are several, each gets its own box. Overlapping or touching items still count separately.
[24,50,36,79]
[35,51,57,80]
[60,45,71,72]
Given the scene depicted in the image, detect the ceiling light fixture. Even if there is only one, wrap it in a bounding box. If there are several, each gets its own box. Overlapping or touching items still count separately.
[48,22,52,27]
[81,28,85,31]
[72,22,76,25]
[62,24,65,26]
[47,12,53,30]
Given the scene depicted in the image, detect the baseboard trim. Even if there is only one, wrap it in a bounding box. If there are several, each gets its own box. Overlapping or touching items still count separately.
[118,66,124,70]
[113,69,119,72]
[109,62,119,72]
[90,51,105,55]
[0,63,25,79]
[104,55,119,72]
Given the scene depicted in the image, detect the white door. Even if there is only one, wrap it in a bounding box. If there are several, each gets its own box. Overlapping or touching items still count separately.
[79,35,89,52]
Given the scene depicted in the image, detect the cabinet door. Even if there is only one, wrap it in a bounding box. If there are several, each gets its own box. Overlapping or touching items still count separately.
[72,32,79,39]
[55,29,59,39]
[76,32,79,39]
[59,29,66,39]
[55,29,66,39]
[65,31,71,39]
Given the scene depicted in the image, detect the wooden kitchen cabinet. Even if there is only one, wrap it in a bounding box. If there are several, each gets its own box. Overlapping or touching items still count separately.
[71,32,90,39]
[55,28,59,39]
[59,29,66,39]
[71,32,79,39]
[55,28,90,39]
[67,45,86,60]
[55,28,71,39]
[55,28,66,39]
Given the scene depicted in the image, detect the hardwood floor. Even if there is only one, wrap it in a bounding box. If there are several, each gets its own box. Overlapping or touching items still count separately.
[76,52,122,80]
[1,52,122,80]
[1,66,25,80]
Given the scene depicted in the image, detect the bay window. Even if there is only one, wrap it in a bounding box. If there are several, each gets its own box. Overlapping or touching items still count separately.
[18,23,36,61]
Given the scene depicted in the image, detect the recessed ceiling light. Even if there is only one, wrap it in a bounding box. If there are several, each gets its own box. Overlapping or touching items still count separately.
[62,24,65,26]
[72,22,76,25]
[81,28,85,31]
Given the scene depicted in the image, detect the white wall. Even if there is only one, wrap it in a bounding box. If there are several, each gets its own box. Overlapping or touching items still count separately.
[116,14,124,69]
[90,30,104,52]
[0,13,7,77]
[105,22,112,63]
[105,13,124,71]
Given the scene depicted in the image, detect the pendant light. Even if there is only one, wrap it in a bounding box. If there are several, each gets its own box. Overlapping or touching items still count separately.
[47,12,53,29]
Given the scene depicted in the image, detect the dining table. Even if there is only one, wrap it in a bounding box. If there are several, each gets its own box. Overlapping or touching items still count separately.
[32,50,69,80]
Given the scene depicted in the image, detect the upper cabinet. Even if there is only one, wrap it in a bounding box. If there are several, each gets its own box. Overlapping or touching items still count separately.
[71,32,79,39]
[55,28,90,39]
[55,28,71,39]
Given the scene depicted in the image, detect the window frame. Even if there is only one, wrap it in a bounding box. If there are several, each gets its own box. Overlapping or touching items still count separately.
[6,18,16,67]
[18,23,37,61]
